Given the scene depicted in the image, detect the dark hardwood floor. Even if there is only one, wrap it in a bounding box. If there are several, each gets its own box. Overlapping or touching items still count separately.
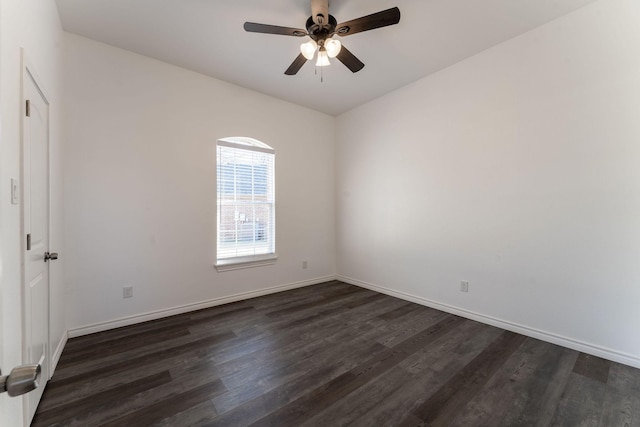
[33,280,640,426]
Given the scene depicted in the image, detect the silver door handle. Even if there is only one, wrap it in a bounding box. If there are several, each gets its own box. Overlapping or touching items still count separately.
[44,252,58,262]
[0,364,42,397]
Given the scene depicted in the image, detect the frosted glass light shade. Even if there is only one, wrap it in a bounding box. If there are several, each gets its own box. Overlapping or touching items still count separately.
[300,40,318,60]
[325,39,342,58]
[316,49,330,66]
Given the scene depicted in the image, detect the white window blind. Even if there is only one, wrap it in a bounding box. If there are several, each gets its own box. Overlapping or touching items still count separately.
[216,138,275,264]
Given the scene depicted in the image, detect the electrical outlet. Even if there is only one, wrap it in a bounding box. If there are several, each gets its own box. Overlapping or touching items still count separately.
[460,281,469,293]
[302,260,308,269]
[123,286,133,298]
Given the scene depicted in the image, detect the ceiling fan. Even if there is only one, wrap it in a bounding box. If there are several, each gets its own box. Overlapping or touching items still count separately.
[244,0,401,75]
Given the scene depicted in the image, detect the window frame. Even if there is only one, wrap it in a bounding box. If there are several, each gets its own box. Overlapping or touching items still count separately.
[215,137,277,272]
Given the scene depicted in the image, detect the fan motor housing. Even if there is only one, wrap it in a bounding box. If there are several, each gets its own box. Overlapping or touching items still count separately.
[306,15,337,42]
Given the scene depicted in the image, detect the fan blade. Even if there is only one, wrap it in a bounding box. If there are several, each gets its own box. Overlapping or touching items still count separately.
[335,7,401,37]
[336,45,365,73]
[244,22,307,37]
[285,53,308,75]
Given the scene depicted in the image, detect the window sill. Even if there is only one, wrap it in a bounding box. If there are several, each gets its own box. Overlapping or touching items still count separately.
[215,254,278,272]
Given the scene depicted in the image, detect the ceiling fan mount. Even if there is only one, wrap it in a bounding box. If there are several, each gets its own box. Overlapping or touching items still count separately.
[243,0,401,76]
[305,15,338,44]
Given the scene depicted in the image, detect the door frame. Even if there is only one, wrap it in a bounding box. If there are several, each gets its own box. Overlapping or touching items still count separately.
[20,49,52,425]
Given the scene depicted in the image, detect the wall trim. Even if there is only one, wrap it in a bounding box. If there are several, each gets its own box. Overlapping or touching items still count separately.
[68,275,336,338]
[338,275,640,369]
[50,331,68,378]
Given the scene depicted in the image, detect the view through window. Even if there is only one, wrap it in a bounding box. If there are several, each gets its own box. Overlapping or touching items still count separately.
[216,137,275,265]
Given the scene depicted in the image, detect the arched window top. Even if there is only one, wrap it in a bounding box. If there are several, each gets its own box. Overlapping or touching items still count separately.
[218,137,274,154]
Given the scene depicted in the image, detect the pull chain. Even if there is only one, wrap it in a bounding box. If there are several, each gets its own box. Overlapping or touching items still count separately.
[313,64,325,83]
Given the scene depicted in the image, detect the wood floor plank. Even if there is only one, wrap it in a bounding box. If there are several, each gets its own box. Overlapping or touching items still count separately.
[205,300,393,385]
[376,301,421,321]
[60,326,191,366]
[301,364,414,426]
[599,363,640,427]
[61,314,193,352]
[153,400,219,427]
[63,354,230,427]
[207,363,348,427]
[263,284,365,319]
[100,379,227,427]
[550,373,608,426]
[215,340,388,416]
[32,371,172,426]
[350,321,503,427]
[47,329,236,390]
[60,304,254,359]
[249,315,466,427]
[449,338,568,426]
[409,330,527,426]
[514,346,579,427]
[244,281,347,314]
[399,320,496,374]
[55,315,257,381]
[376,308,449,348]
[32,281,640,427]
[396,414,426,427]
[39,363,169,414]
[224,287,388,342]
[184,308,268,335]
[599,387,640,427]
[186,316,359,389]
[573,353,612,384]
[212,334,388,416]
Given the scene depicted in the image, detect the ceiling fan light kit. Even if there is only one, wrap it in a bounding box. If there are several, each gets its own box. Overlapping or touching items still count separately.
[325,39,342,58]
[301,38,341,65]
[316,48,330,67]
[244,0,400,76]
[300,39,318,60]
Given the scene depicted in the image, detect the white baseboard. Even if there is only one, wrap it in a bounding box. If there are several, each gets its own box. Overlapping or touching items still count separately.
[338,275,640,369]
[68,275,336,338]
[50,331,68,379]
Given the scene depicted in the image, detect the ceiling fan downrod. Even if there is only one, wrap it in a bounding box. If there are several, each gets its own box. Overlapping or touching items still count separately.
[311,0,329,27]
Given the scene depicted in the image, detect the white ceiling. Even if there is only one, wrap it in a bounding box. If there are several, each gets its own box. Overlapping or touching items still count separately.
[55,0,599,116]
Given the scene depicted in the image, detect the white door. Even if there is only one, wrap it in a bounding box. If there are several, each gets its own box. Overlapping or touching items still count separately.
[22,65,51,423]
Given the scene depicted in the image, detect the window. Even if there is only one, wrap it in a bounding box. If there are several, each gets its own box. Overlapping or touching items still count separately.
[215,137,276,271]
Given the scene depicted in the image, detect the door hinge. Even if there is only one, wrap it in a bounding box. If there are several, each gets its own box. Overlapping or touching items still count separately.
[25,100,31,117]
[26,234,31,251]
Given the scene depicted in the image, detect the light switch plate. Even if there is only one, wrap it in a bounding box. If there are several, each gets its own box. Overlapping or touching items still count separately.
[11,178,19,205]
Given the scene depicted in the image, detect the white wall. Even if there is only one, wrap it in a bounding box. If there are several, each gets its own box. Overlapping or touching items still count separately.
[336,0,640,367]
[63,34,336,332]
[0,0,65,424]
